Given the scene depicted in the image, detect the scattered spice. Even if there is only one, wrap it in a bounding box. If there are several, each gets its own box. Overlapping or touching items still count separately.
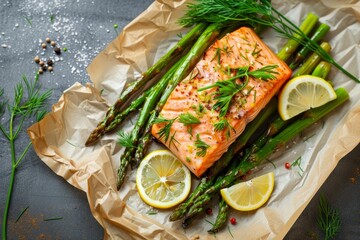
[47,59,53,66]
[205,208,212,215]
[39,60,45,66]
[41,43,47,49]
[230,217,236,225]
[50,40,56,47]
[285,162,291,169]
[48,66,53,72]
[54,47,61,55]
[45,37,51,43]
[34,56,40,63]
[38,68,43,74]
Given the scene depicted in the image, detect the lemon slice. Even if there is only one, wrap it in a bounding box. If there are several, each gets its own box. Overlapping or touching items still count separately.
[220,172,275,211]
[136,150,191,209]
[278,75,337,120]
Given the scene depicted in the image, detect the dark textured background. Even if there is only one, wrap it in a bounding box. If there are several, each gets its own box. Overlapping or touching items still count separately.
[0,1,359,239]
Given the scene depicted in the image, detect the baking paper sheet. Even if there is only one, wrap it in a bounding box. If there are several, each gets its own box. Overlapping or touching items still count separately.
[28,0,360,239]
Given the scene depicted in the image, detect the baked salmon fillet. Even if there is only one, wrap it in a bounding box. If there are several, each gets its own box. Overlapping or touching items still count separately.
[151,27,292,177]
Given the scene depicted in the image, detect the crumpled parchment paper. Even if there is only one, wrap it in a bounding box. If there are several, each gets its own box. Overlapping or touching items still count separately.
[28,0,360,239]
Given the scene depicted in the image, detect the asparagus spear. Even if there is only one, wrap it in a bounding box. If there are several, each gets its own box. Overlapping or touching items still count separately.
[185,88,349,220]
[312,61,331,79]
[131,23,223,167]
[276,13,319,62]
[207,197,230,233]
[85,23,208,146]
[103,88,149,133]
[289,23,330,69]
[117,24,224,189]
[117,59,183,189]
[293,41,332,77]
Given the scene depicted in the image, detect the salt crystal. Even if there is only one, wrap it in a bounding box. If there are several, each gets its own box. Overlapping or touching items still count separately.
[1,44,7,48]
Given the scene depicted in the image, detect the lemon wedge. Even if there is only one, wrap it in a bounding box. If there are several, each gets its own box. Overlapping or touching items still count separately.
[136,150,191,209]
[220,172,275,211]
[278,75,337,120]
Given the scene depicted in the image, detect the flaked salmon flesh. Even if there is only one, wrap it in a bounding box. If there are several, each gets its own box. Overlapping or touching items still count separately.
[152,27,292,177]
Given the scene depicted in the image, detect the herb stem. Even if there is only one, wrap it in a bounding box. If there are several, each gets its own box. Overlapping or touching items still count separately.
[0,124,9,140]
[2,164,16,240]
[16,142,32,167]
[15,206,29,223]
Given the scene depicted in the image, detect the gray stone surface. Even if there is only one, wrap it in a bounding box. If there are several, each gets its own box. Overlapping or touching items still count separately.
[0,0,359,239]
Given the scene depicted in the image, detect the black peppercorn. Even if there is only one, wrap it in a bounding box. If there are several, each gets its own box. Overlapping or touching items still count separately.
[47,59,54,66]
[34,56,40,63]
[54,47,61,55]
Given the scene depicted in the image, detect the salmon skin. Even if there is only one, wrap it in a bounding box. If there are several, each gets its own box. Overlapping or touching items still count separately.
[152,27,292,177]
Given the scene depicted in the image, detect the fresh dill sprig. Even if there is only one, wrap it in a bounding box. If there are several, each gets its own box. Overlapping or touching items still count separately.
[194,134,210,157]
[178,0,359,82]
[169,131,180,150]
[178,112,201,126]
[178,112,201,135]
[1,74,52,239]
[117,131,136,149]
[317,194,340,240]
[213,118,236,139]
[198,65,277,117]
[153,115,177,143]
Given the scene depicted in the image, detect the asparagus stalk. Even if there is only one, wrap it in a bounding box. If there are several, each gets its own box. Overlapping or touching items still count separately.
[102,88,149,133]
[117,59,183,189]
[132,23,223,166]
[185,88,349,220]
[207,197,230,233]
[289,23,330,69]
[169,98,278,222]
[85,23,208,146]
[312,61,333,86]
[117,24,223,189]
[293,41,332,77]
[276,13,319,62]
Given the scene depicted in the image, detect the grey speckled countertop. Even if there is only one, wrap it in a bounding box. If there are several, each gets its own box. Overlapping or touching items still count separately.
[0,1,359,239]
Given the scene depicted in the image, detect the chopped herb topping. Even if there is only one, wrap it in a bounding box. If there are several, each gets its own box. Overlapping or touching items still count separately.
[213,118,236,139]
[153,115,177,144]
[117,131,136,149]
[198,65,278,117]
[195,134,210,157]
